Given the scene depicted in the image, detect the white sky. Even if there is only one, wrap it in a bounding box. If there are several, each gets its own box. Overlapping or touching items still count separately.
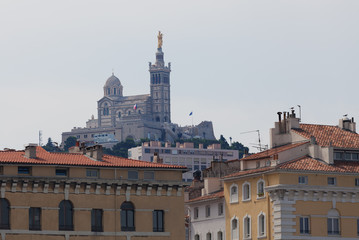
[1,0,358,152]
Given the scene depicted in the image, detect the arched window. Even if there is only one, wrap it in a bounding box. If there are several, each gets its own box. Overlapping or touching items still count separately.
[243,215,251,239]
[121,201,135,231]
[327,209,340,235]
[0,198,10,229]
[128,111,131,115]
[107,88,110,95]
[194,234,200,240]
[257,179,265,198]
[258,212,266,237]
[242,182,251,201]
[230,184,238,203]
[59,200,73,231]
[206,232,211,240]
[231,217,239,240]
[114,88,116,95]
[118,112,121,118]
[217,231,223,240]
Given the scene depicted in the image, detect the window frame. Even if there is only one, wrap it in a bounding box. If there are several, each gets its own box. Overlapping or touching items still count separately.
[0,199,10,229]
[243,215,251,239]
[91,209,103,232]
[231,216,239,240]
[128,170,139,180]
[299,216,310,234]
[257,179,265,198]
[230,184,239,203]
[298,176,308,185]
[328,177,337,186]
[205,205,211,218]
[120,201,135,231]
[58,200,74,231]
[18,166,31,175]
[55,168,68,177]
[86,169,99,178]
[242,182,251,201]
[218,203,224,216]
[194,207,199,219]
[153,210,164,232]
[258,212,266,237]
[327,217,340,235]
[29,207,41,230]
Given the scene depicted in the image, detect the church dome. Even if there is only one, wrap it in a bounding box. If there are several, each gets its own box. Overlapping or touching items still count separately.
[103,73,123,97]
[104,74,121,87]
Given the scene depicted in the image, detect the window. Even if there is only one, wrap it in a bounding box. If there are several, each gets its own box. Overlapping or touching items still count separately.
[357,219,359,236]
[328,218,340,235]
[327,209,340,235]
[230,184,238,203]
[84,134,87,138]
[334,152,343,160]
[56,169,68,177]
[128,111,131,115]
[300,216,310,234]
[153,210,164,232]
[257,179,265,197]
[328,177,336,186]
[29,207,41,230]
[91,209,103,232]
[242,182,251,201]
[217,231,223,240]
[355,178,359,187]
[107,88,110,95]
[195,234,200,240]
[59,200,73,231]
[218,203,224,216]
[299,176,308,184]
[144,171,154,180]
[206,232,212,240]
[120,202,135,231]
[258,213,266,237]
[205,205,211,218]
[0,199,10,229]
[243,215,251,239]
[118,112,121,118]
[231,217,239,240]
[0,166,3,175]
[194,207,199,219]
[86,169,99,178]
[128,171,138,180]
[18,166,31,175]
[114,88,116,95]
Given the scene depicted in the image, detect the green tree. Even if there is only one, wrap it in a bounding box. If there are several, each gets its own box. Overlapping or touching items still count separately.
[42,138,61,152]
[104,137,139,158]
[64,136,77,151]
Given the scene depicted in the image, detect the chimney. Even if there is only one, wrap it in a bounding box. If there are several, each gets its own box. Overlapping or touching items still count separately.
[176,142,180,148]
[25,144,37,159]
[199,144,203,149]
[85,145,103,161]
[339,116,356,133]
[153,152,163,163]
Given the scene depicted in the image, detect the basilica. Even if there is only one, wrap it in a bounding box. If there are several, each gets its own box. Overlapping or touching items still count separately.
[61,33,215,147]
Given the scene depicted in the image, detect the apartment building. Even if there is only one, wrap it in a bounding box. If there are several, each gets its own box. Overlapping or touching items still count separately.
[128,141,239,182]
[0,144,187,240]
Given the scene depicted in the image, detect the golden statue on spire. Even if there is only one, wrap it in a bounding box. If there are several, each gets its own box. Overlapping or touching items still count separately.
[157,31,163,49]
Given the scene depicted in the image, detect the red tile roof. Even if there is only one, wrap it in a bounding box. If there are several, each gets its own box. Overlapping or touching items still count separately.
[224,166,274,179]
[293,124,359,148]
[0,147,186,169]
[241,142,308,161]
[186,190,224,203]
[278,156,359,174]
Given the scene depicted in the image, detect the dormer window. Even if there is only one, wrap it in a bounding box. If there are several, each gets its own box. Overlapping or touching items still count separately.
[334,151,359,160]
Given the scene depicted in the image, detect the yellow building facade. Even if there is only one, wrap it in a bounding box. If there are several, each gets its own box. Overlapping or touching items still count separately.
[223,112,359,240]
[0,145,187,240]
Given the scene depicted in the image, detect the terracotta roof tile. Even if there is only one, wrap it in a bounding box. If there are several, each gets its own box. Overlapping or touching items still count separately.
[241,142,308,161]
[293,124,359,148]
[187,190,224,203]
[278,156,359,173]
[0,147,186,169]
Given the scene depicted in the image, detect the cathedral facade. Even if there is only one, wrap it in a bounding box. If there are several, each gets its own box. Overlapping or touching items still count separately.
[62,33,215,147]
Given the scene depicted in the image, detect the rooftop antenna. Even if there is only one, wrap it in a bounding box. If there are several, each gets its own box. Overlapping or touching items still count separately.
[39,130,42,146]
[241,130,263,152]
[297,105,302,122]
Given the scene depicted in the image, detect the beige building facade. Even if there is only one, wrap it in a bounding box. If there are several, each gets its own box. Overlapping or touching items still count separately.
[0,145,187,240]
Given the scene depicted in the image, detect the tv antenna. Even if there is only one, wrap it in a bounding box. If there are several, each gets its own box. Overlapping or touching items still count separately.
[39,130,43,146]
[241,130,266,152]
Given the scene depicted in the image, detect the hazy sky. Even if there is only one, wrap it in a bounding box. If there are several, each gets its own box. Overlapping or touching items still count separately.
[1,0,358,152]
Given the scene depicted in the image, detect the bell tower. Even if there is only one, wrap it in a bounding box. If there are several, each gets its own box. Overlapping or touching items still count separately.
[149,31,171,123]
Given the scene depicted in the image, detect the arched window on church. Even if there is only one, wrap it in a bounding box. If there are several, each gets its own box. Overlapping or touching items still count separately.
[107,88,111,95]
[114,88,116,95]
[118,112,121,118]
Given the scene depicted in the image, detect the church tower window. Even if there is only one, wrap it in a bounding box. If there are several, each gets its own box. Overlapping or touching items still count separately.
[118,112,121,118]
[107,88,111,95]
[114,88,116,95]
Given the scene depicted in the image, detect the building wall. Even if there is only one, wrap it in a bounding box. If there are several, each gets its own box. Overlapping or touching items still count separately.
[0,164,185,240]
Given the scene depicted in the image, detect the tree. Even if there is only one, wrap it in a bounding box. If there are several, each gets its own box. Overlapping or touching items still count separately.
[103,138,139,158]
[64,136,77,152]
[42,138,61,152]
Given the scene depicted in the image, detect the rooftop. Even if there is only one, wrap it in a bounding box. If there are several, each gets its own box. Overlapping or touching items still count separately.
[293,124,359,149]
[186,190,224,203]
[0,147,187,169]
